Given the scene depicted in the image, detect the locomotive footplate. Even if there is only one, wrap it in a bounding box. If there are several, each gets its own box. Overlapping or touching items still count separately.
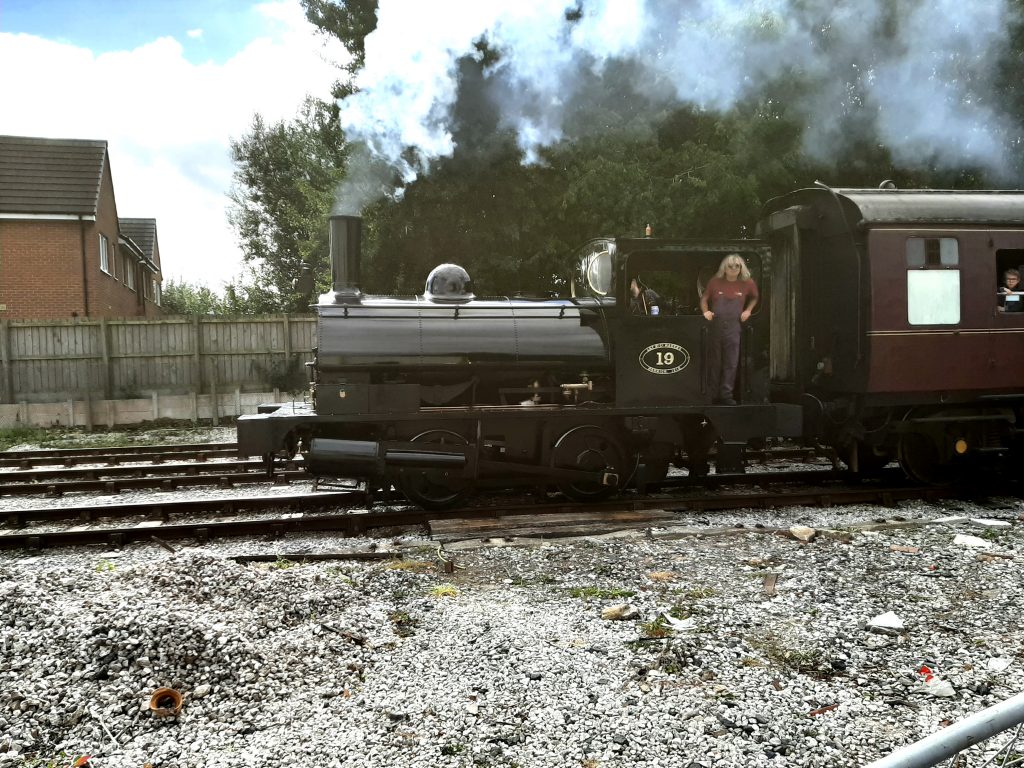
[308,436,620,486]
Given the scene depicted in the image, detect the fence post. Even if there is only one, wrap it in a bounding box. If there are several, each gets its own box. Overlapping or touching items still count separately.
[192,315,203,393]
[99,318,113,399]
[209,358,219,426]
[84,390,93,432]
[0,319,13,404]
[283,314,292,376]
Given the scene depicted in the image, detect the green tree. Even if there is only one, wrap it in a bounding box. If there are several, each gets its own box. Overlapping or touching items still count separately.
[161,279,225,315]
[300,0,378,80]
[228,96,349,313]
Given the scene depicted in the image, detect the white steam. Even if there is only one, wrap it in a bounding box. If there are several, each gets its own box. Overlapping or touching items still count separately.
[337,0,1015,208]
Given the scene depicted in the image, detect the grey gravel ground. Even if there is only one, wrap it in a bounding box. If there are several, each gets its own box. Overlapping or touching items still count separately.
[1,494,1022,768]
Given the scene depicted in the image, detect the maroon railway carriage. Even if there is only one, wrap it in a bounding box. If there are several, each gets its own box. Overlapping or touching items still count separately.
[758,185,1024,481]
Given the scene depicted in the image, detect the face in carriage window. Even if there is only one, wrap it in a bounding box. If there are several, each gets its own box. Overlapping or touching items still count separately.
[1000,269,1022,313]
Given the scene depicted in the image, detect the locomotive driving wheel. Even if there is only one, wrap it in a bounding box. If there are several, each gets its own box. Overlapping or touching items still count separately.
[551,425,628,502]
[397,429,472,510]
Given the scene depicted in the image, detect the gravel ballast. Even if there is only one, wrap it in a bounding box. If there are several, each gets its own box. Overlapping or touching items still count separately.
[1,497,1022,768]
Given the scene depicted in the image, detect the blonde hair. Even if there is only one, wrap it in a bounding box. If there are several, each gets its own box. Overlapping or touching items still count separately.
[715,254,751,280]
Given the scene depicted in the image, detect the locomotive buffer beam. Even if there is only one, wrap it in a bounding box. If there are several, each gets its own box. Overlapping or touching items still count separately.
[308,438,617,486]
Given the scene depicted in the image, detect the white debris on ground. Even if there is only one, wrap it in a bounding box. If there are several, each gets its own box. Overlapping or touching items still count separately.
[0,495,1022,768]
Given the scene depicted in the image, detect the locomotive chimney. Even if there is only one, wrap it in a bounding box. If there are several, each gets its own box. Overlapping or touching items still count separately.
[321,214,362,304]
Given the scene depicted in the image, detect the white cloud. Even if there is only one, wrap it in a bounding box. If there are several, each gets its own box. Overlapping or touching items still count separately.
[186,28,203,39]
[0,0,349,288]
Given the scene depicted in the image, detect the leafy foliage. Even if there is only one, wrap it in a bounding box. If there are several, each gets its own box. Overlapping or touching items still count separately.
[225,4,1024,310]
[227,96,348,313]
[161,279,228,315]
[300,0,378,81]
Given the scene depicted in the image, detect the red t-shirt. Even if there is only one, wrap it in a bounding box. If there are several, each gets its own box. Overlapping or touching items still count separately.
[703,277,758,315]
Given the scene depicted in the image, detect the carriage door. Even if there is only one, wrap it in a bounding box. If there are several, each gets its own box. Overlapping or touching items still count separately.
[614,251,712,406]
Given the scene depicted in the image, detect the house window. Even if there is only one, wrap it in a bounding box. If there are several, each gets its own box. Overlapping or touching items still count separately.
[99,234,111,274]
[906,237,960,325]
[154,281,162,306]
[126,261,136,290]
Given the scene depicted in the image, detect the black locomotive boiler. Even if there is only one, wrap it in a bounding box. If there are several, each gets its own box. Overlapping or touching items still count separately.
[237,185,1024,507]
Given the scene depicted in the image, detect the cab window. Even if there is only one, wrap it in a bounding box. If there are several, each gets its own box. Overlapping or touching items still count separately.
[626,252,762,318]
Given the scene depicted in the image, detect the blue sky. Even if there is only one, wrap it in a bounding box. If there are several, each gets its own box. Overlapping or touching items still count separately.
[0,0,347,287]
[0,0,275,65]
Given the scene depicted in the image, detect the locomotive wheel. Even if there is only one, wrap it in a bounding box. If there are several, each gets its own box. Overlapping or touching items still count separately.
[397,429,471,510]
[551,425,628,502]
[897,433,948,485]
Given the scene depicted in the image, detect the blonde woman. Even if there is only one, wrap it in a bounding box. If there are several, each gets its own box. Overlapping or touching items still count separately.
[700,254,759,405]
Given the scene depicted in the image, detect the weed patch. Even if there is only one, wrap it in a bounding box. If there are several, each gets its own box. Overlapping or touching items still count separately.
[568,586,636,600]
[387,559,435,574]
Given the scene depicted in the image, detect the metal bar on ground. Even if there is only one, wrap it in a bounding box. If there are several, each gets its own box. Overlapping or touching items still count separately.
[863,690,1024,768]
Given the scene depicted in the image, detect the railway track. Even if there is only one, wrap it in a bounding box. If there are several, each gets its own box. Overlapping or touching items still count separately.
[0,458,303,496]
[0,441,829,499]
[0,442,240,469]
[0,468,989,551]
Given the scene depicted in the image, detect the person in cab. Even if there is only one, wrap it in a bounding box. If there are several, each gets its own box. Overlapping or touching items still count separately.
[700,254,758,405]
[630,277,662,316]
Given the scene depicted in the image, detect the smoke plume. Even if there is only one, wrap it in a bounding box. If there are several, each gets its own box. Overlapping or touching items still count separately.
[337,0,1017,206]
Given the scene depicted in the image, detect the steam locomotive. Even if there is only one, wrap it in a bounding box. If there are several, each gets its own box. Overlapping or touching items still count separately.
[237,184,1024,507]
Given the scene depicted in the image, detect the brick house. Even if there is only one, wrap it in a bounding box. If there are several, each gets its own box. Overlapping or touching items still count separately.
[0,135,163,319]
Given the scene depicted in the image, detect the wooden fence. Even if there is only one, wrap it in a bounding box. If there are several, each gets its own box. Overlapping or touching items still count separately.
[0,315,316,405]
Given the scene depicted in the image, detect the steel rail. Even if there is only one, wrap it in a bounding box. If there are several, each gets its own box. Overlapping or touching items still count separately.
[0,478,987,551]
[0,442,238,460]
[0,445,241,469]
[0,469,308,496]
[0,458,292,482]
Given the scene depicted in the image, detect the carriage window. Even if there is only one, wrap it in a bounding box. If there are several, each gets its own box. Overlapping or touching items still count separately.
[996,248,1024,314]
[906,237,958,267]
[907,271,960,324]
[906,237,960,325]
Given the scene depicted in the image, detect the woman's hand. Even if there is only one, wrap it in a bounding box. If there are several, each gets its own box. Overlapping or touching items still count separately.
[740,309,752,322]
[702,310,713,321]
